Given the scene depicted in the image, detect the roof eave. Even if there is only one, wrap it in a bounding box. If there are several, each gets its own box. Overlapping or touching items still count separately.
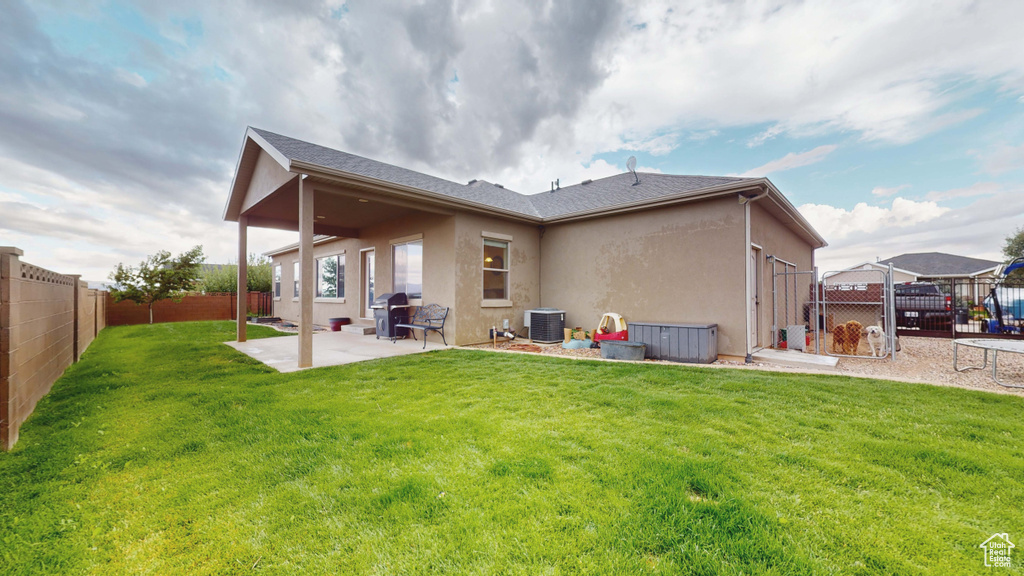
[540,178,827,248]
[290,160,542,223]
[758,179,829,249]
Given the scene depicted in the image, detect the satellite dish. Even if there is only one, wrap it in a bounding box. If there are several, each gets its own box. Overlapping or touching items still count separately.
[626,156,640,186]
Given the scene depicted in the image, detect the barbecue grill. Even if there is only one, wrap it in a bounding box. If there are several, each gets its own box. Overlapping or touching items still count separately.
[371,292,409,341]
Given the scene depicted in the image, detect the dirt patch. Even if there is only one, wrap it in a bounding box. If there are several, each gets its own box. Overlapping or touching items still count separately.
[469,340,602,359]
[467,336,1024,397]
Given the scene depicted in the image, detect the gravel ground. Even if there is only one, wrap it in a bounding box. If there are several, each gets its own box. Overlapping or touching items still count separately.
[468,336,1024,397]
[831,336,1024,396]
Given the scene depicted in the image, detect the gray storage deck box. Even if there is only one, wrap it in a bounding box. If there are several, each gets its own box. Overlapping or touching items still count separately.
[627,322,718,364]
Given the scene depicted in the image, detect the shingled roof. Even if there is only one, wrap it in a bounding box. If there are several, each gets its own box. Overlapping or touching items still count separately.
[879,252,1000,276]
[530,172,756,219]
[247,128,763,221]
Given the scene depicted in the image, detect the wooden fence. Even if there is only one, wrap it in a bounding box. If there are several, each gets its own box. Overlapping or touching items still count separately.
[0,247,106,450]
[105,292,270,326]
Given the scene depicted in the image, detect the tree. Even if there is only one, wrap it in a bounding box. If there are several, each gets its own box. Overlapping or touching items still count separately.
[197,254,273,294]
[109,246,205,324]
[1003,226,1024,281]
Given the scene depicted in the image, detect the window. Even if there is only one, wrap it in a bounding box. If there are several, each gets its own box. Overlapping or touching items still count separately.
[316,254,345,298]
[392,239,423,299]
[483,239,509,300]
[293,262,300,298]
[273,264,281,298]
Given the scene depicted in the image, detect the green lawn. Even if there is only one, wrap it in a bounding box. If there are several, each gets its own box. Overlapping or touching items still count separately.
[1,321,1022,575]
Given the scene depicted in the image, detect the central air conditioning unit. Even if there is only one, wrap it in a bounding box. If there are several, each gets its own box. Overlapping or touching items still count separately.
[524,308,566,343]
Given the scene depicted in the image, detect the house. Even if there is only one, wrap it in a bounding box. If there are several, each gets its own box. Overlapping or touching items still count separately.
[827,252,1002,306]
[223,127,826,367]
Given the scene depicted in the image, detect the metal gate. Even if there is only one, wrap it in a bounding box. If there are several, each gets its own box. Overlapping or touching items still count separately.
[893,277,1024,340]
[769,256,820,354]
[819,267,896,359]
[772,261,897,359]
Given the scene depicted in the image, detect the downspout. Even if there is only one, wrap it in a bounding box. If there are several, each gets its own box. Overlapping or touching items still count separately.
[739,189,769,363]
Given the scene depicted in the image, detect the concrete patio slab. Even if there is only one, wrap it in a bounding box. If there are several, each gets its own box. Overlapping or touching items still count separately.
[225,329,448,372]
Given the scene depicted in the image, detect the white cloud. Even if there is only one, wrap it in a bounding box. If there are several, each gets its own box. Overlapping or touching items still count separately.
[735,145,837,177]
[925,181,1002,202]
[871,184,910,197]
[977,143,1024,175]
[5,1,1024,280]
[115,69,148,88]
[808,189,1024,273]
[801,197,949,242]
[570,1,1024,166]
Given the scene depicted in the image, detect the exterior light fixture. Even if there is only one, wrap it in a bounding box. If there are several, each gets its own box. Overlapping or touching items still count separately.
[358,198,369,203]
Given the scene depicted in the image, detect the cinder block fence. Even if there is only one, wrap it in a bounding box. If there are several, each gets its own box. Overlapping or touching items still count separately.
[0,247,106,450]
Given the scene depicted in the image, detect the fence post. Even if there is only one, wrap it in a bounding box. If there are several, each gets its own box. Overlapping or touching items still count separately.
[70,275,81,362]
[1,247,24,450]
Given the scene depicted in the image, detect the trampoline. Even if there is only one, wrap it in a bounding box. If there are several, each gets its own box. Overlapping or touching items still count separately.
[953,338,1024,389]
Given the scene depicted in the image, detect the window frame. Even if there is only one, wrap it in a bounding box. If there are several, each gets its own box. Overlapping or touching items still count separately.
[480,231,513,307]
[273,264,282,300]
[292,261,300,300]
[391,234,424,304]
[315,252,346,301]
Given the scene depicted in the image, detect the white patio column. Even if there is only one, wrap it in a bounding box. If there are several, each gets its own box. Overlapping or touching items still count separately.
[298,176,314,368]
[237,215,248,342]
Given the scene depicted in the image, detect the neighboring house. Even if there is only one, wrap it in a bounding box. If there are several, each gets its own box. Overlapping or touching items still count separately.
[223,127,826,366]
[827,252,1001,305]
[879,252,1001,280]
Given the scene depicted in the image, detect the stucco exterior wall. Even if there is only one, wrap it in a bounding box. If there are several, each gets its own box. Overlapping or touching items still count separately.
[270,213,457,336]
[539,197,748,356]
[749,202,817,349]
[241,149,293,214]
[453,213,541,344]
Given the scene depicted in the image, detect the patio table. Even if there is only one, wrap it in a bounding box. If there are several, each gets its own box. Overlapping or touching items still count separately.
[953,338,1024,389]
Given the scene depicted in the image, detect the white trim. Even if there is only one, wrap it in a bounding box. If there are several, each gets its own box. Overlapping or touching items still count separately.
[744,199,752,359]
[314,298,347,304]
[390,232,423,245]
[482,236,511,302]
[246,128,292,172]
[314,252,346,300]
[391,237,423,300]
[481,299,513,308]
[481,230,513,241]
[265,236,338,257]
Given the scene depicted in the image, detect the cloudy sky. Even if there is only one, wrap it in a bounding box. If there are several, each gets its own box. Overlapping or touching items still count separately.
[2,0,1024,281]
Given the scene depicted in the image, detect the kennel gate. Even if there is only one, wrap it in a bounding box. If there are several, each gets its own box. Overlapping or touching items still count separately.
[819,265,896,359]
[771,261,896,360]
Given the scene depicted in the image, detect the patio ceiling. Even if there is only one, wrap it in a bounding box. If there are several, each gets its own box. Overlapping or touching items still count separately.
[241,175,454,238]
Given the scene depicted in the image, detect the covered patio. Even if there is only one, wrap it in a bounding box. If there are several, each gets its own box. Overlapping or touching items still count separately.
[224,127,467,368]
[226,329,447,373]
